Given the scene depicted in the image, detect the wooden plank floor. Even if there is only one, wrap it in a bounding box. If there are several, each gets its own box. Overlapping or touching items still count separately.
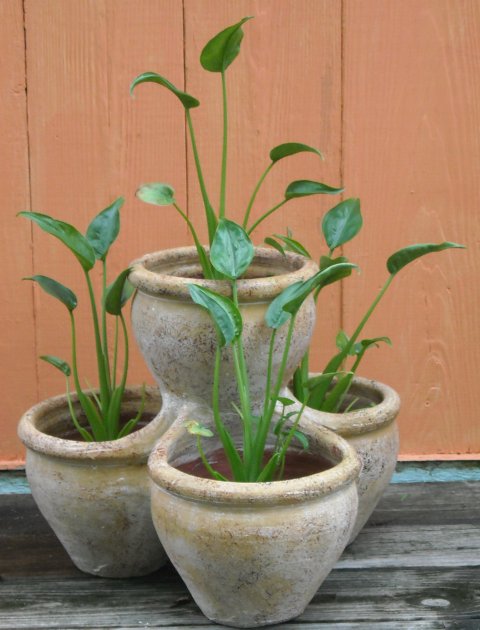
[1,482,479,629]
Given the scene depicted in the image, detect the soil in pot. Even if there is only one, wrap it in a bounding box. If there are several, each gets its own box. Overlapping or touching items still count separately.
[176,447,334,481]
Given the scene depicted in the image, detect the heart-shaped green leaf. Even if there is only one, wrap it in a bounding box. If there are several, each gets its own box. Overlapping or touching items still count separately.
[210,219,254,279]
[19,212,96,271]
[322,198,362,251]
[269,142,324,163]
[200,17,253,72]
[387,241,466,275]
[24,275,77,311]
[86,197,123,260]
[265,281,304,329]
[188,284,242,347]
[130,72,200,109]
[105,268,131,315]
[285,180,344,200]
[136,183,175,206]
[40,355,71,377]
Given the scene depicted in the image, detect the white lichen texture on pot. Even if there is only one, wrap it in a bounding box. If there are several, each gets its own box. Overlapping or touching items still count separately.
[18,386,169,578]
[129,247,318,414]
[148,413,361,628]
[284,375,401,543]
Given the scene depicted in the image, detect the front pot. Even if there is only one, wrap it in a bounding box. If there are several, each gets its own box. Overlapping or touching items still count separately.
[18,386,169,578]
[285,375,401,543]
[129,247,318,414]
[148,415,360,628]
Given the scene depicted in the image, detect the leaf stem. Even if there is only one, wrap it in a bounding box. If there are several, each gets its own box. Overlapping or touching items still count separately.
[219,70,228,219]
[84,271,110,410]
[242,162,274,229]
[101,259,111,390]
[247,199,288,235]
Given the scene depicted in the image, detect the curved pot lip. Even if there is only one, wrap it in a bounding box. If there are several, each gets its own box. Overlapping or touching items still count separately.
[148,419,361,507]
[129,245,319,302]
[18,385,163,462]
[287,375,400,437]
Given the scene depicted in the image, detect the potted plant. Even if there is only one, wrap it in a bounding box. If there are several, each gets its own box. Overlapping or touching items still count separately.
[147,220,361,627]
[273,198,464,542]
[17,199,169,577]
[128,17,345,414]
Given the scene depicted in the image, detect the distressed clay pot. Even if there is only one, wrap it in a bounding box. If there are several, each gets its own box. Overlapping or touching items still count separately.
[284,375,401,543]
[148,412,361,628]
[129,246,318,414]
[18,386,171,578]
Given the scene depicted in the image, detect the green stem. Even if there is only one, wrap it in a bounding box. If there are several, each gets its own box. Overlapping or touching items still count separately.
[84,271,110,410]
[112,316,119,390]
[186,110,217,244]
[247,199,288,235]
[172,202,213,278]
[118,312,129,391]
[101,259,111,390]
[196,435,228,482]
[69,311,83,398]
[262,330,276,427]
[219,70,228,219]
[242,162,274,229]
[276,398,308,480]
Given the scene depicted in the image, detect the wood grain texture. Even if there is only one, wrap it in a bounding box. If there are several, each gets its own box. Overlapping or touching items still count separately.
[0,1,36,466]
[1,483,479,628]
[183,0,343,371]
[342,0,480,456]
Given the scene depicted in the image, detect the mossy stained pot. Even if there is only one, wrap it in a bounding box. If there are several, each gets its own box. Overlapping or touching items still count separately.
[148,414,361,628]
[18,386,169,578]
[285,375,400,543]
[129,247,318,413]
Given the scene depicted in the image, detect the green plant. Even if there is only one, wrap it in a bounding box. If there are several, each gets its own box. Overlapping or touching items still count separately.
[186,220,356,482]
[130,17,343,279]
[281,198,465,412]
[19,199,144,441]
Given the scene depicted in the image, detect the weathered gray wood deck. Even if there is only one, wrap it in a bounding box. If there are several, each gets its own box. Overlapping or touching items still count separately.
[1,482,479,629]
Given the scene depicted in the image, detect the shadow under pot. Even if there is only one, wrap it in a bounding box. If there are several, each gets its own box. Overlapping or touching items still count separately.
[147,414,361,628]
[128,246,318,414]
[18,386,168,578]
[284,375,400,544]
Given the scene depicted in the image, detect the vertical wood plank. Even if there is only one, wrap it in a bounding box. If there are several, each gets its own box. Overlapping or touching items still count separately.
[342,0,480,456]
[183,0,343,370]
[0,0,36,466]
[24,0,186,405]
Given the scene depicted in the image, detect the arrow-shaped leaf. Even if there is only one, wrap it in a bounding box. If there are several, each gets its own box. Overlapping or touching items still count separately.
[24,275,77,311]
[285,180,344,200]
[136,183,175,206]
[130,72,200,109]
[105,268,131,315]
[270,142,324,163]
[86,197,123,260]
[387,241,465,275]
[210,219,254,279]
[40,355,71,377]
[200,17,253,72]
[188,284,242,347]
[322,198,362,251]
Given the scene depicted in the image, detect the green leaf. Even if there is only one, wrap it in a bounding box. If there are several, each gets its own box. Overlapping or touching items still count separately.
[274,234,311,258]
[306,371,342,392]
[264,237,286,256]
[86,198,123,260]
[318,255,353,287]
[130,72,200,109]
[24,275,77,311]
[281,262,358,317]
[188,284,242,347]
[19,212,96,271]
[269,142,324,163]
[185,420,214,438]
[321,372,355,413]
[277,396,295,407]
[356,336,392,353]
[136,183,175,206]
[322,198,362,251]
[105,268,131,315]
[387,241,466,275]
[120,278,135,308]
[210,219,254,279]
[336,330,350,352]
[40,355,71,377]
[285,180,344,200]
[265,281,304,329]
[292,430,309,450]
[200,17,253,72]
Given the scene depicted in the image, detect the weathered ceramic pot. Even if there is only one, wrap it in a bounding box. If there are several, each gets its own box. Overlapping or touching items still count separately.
[129,246,318,414]
[284,375,400,543]
[148,412,360,628]
[18,386,170,578]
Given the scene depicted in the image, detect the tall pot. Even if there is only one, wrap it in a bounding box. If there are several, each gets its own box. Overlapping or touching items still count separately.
[148,412,360,628]
[18,386,169,577]
[129,246,318,415]
[284,375,400,543]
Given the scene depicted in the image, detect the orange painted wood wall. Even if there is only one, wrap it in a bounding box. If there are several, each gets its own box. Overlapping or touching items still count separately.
[1,0,478,467]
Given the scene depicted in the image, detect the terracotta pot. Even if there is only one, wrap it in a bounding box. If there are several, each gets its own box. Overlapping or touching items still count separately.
[148,412,360,628]
[284,375,400,543]
[18,386,170,578]
[129,246,318,414]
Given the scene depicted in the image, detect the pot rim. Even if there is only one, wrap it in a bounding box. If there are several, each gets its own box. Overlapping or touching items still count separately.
[288,375,400,437]
[18,385,163,462]
[129,246,319,302]
[148,418,361,506]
